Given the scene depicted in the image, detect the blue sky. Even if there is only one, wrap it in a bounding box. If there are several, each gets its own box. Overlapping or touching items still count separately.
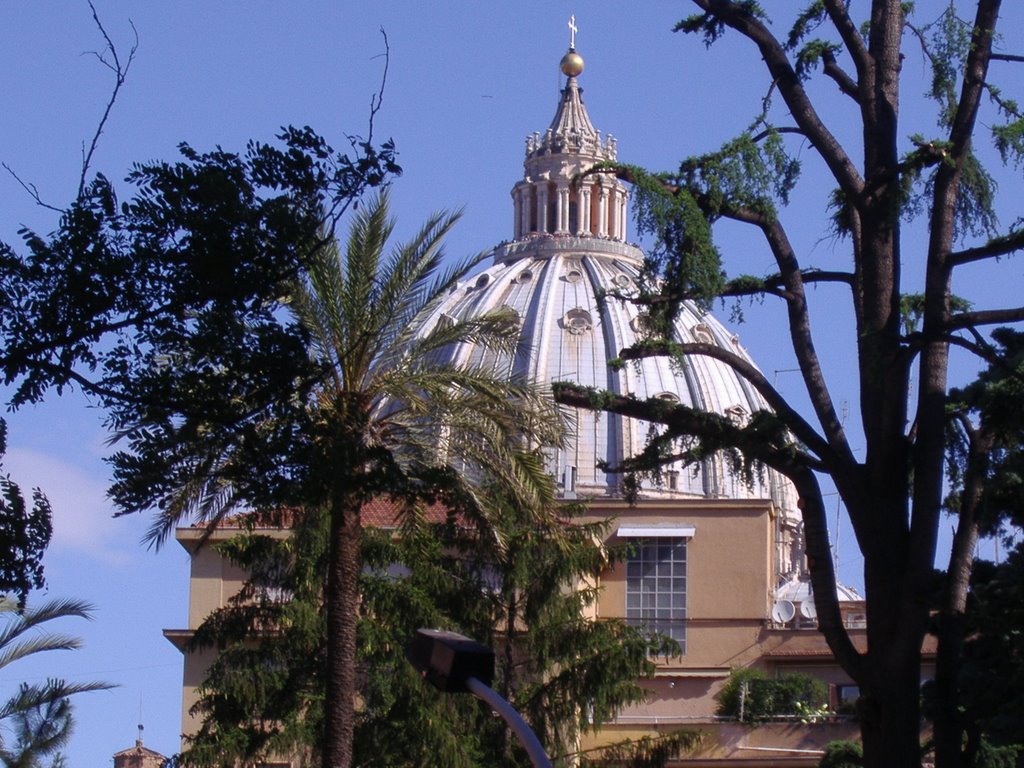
[2,2,1023,766]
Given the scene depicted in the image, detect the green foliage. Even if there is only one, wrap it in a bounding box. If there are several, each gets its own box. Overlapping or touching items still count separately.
[786,2,828,51]
[0,421,51,610]
[675,13,730,47]
[184,495,691,768]
[715,668,829,724]
[970,738,1021,768]
[675,3,768,47]
[618,164,722,320]
[945,328,1024,535]
[955,543,1024,749]
[905,7,1001,242]
[7,142,564,768]
[562,4,1024,767]
[0,126,398,414]
[899,293,972,336]
[991,112,1024,169]
[580,731,703,768]
[919,5,973,128]
[980,78,1024,168]
[183,517,326,767]
[953,152,1000,241]
[617,119,799,328]
[818,739,863,768]
[794,40,842,81]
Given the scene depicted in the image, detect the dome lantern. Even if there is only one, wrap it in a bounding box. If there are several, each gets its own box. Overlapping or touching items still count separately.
[514,18,625,242]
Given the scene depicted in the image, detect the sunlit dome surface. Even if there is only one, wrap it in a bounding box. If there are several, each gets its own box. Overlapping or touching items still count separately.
[417,43,799,528]
[776,577,863,604]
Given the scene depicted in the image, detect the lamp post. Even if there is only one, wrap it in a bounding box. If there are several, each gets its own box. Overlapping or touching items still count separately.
[406,628,554,768]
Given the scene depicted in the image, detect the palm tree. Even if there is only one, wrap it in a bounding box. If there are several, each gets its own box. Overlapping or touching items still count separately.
[133,191,566,768]
[0,599,111,768]
[292,192,565,768]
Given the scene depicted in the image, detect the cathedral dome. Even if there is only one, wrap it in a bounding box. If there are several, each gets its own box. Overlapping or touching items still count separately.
[417,39,799,528]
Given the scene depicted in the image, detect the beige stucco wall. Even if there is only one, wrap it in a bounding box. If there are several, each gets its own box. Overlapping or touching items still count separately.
[168,527,290,740]
[587,499,774,657]
[579,498,781,723]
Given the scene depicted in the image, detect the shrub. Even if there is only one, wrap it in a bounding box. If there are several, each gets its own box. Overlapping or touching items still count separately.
[818,739,862,768]
[716,668,829,724]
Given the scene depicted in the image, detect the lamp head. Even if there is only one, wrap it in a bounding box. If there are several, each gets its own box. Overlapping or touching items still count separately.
[406,629,495,693]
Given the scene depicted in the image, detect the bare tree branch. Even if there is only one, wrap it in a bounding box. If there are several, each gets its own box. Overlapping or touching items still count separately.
[326,28,393,231]
[947,306,1024,331]
[616,340,834,465]
[821,0,870,77]
[904,330,1003,369]
[0,163,64,214]
[362,28,390,149]
[714,200,859,471]
[79,0,138,198]
[821,48,860,100]
[946,1,1000,159]
[950,228,1024,267]
[749,126,807,143]
[691,0,865,199]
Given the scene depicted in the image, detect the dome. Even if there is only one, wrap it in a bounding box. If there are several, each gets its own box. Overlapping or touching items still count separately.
[418,37,799,534]
[775,577,863,604]
[424,238,797,518]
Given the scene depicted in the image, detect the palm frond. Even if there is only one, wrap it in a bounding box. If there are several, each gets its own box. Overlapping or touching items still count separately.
[380,248,495,366]
[0,599,94,671]
[142,448,241,550]
[374,207,464,334]
[0,680,113,722]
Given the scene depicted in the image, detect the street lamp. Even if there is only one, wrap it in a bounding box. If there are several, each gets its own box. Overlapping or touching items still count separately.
[406,628,554,768]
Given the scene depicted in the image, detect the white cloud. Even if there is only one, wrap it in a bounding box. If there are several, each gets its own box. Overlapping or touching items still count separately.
[2,447,140,565]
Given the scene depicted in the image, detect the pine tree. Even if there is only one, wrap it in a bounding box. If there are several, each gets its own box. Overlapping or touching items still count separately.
[183,488,698,768]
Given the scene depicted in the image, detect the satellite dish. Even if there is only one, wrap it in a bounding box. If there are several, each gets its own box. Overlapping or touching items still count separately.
[771,600,795,624]
[800,599,818,619]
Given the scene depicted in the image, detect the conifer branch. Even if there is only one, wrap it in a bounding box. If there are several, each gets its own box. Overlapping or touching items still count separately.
[821,47,860,100]
[689,0,865,198]
[949,228,1024,267]
[821,0,869,76]
[947,306,1024,331]
[613,340,832,464]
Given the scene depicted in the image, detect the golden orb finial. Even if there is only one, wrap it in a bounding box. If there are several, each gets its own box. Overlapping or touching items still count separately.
[560,51,584,77]
[561,15,584,77]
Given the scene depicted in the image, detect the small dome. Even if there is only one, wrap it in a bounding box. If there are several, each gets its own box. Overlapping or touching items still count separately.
[560,51,584,77]
[775,578,863,603]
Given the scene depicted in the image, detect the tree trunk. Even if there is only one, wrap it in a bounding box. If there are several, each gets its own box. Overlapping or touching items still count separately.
[933,427,990,768]
[323,496,362,768]
[859,650,925,768]
[859,530,929,768]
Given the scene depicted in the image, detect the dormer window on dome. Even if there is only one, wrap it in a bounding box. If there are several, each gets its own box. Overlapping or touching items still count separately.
[563,308,593,335]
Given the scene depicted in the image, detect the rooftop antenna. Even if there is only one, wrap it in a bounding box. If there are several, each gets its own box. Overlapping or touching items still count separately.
[137,693,144,745]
